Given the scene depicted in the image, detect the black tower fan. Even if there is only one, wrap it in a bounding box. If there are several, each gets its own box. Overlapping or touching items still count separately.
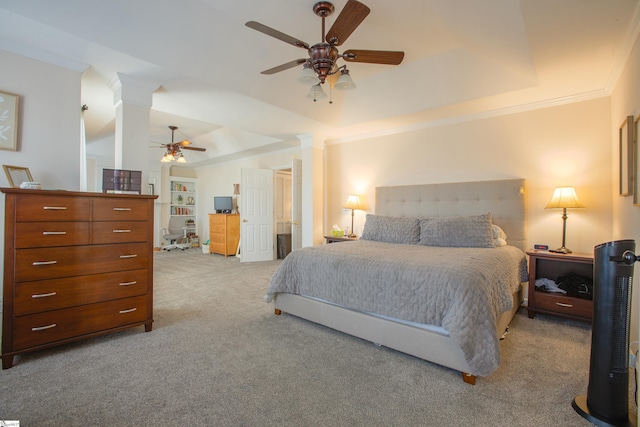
[573,239,636,426]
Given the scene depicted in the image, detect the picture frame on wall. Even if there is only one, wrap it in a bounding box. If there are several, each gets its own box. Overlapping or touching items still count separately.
[634,116,640,206]
[0,90,19,151]
[2,165,33,188]
[619,115,634,196]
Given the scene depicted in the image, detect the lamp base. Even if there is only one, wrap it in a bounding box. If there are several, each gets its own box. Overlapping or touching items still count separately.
[549,246,572,254]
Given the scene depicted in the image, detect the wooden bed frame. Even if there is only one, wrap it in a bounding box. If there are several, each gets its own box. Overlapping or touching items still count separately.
[273,179,527,384]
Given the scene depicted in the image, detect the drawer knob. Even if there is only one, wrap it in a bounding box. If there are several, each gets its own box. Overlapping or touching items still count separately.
[113,207,132,211]
[32,323,57,331]
[42,231,67,235]
[119,254,138,259]
[43,206,67,210]
[32,292,57,299]
[119,308,137,314]
[113,229,132,233]
[555,302,574,308]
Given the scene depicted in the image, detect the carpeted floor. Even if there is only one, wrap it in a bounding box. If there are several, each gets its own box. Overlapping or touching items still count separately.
[0,249,633,426]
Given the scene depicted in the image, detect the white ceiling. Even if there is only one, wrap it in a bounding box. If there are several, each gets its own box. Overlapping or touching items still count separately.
[0,0,638,166]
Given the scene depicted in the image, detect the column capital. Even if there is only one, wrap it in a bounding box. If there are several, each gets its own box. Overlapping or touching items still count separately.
[107,72,159,108]
[296,132,326,150]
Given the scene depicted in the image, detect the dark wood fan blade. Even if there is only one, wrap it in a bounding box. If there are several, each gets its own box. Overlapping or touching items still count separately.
[246,21,309,50]
[261,59,307,75]
[182,146,206,152]
[342,49,404,65]
[326,0,370,46]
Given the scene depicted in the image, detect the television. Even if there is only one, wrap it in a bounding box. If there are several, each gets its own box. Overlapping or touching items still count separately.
[214,196,233,213]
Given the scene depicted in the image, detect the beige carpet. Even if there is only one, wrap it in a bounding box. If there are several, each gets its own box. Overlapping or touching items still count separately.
[0,249,632,426]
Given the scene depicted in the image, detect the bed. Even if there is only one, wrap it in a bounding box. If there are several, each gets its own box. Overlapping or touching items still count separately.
[266,179,528,384]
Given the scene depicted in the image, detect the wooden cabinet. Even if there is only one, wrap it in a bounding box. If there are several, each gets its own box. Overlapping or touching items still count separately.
[1,188,157,369]
[208,213,239,257]
[526,250,594,322]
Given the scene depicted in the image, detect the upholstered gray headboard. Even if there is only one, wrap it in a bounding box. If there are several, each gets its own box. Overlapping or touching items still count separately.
[375,179,526,251]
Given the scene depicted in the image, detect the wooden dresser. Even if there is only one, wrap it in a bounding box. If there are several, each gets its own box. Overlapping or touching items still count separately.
[1,188,157,369]
[208,213,239,257]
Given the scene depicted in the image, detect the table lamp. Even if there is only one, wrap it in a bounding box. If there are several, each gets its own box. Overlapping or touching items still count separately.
[344,194,361,238]
[545,186,585,254]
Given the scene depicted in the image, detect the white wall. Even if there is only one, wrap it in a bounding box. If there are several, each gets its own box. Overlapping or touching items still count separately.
[0,49,82,189]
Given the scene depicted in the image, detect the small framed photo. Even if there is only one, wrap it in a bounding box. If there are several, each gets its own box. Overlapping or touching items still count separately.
[3,165,33,187]
[0,90,19,151]
[619,115,634,196]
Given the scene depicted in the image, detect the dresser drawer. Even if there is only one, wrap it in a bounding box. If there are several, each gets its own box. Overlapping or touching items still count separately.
[15,196,90,222]
[15,222,90,248]
[210,224,226,234]
[209,242,225,253]
[92,221,149,244]
[14,269,149,315]
[532,291,592,319]
[93,198,150,221]
[15,243,149,282]
[12,295,149,351]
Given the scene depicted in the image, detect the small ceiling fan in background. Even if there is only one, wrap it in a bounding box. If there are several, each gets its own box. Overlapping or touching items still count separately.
[150,125,206,163]
[246,0,404,100]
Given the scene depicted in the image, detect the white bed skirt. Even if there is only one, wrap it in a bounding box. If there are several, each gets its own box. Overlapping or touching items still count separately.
[273,284,524,377]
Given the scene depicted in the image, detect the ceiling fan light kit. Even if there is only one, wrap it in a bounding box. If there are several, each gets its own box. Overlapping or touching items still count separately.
[153,125,206,164]
[246,0,404,102]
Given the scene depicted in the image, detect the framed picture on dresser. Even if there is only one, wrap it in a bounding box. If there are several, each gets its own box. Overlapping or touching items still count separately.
[2,164,33,188]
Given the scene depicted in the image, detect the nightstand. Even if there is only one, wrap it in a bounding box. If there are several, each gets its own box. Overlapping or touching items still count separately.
[526,250,594,322]
[324,235,359,244]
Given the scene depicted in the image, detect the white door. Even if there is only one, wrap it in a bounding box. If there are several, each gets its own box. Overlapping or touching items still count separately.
[291,158,302,251]
[240,168,274,262]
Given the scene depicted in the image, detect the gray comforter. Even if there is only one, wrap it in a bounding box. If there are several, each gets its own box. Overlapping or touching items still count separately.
[266,240,528,376]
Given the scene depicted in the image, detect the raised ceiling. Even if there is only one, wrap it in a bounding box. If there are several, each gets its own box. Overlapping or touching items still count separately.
[0,0,638,166]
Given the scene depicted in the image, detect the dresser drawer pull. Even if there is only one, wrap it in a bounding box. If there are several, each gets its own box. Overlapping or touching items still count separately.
[113,207,132,211]
[119,254,138,259]
[42,231,67,235]
[119,308,137,314]
[555,302,574,308]
[119,281,137,286]
[32,260,58,266]
[32,292,57,298]
[43,206,67,210]
[32,323,57,331]
[113,229,131,233]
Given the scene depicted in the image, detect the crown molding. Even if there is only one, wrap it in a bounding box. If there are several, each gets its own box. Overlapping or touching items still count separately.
[327,89,609,146]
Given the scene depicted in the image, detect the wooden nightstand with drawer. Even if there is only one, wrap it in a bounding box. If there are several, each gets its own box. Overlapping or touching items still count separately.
[526,250,594,322]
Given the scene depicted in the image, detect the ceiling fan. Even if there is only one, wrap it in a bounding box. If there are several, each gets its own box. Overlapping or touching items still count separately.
[150,126,206,163]
[245,0,404,94]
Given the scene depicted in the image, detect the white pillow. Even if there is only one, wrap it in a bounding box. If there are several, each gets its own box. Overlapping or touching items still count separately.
[492,224,508,247]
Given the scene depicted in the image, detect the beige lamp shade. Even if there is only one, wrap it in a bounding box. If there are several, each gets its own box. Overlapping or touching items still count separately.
[545,186,585,209]
[344,195,361,210]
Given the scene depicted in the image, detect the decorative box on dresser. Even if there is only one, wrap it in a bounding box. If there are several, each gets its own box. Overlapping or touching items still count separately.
[208,213,240,257]
[526,250,594,322]
[1,188,157,369]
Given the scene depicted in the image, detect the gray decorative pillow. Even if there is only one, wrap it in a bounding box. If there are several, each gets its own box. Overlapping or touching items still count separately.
[361,214,420,244]
[419,213,495,248]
